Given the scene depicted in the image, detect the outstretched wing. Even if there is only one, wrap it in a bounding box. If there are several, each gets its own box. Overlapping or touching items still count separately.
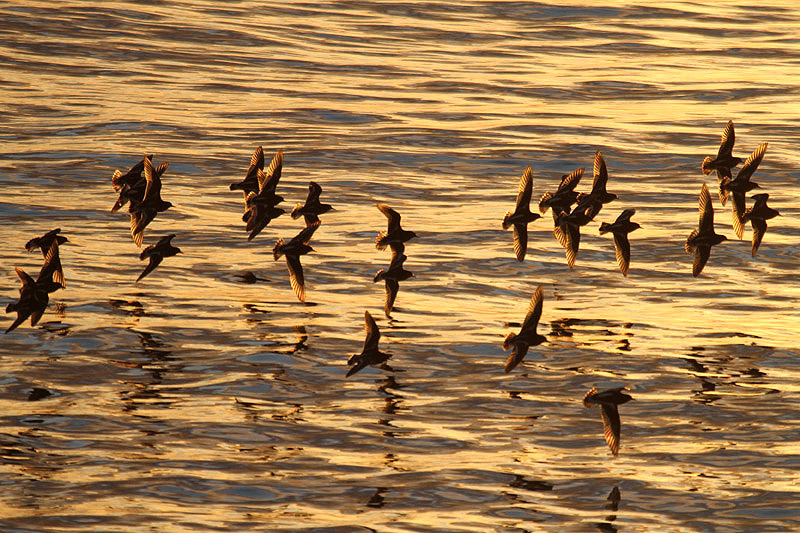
[735,142,767,183]
[717,120,735,158]
[377,203,402,232]
[363,310,380,351]
[520,285,544,335]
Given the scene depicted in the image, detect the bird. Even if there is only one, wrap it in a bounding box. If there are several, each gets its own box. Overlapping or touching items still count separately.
[273,221,320,303]
[583,386,632,457]
[702,120,742,183]
[243,167,286,241]
[229,146,266,194]
[538,167,583,216]
[6,241,64,333]
[112,157,166,213]
[25,228,68,287]
[346,310,391,377]
[137,234,181,281]
[720,142,767,239]
[503,285,546,373]
[502,165,541,261]
[685,183,727,277]
[129,156,173,247]
[599,209,640,277]
[553,197,595,269]
[111,154,153,192]
[373,246,414,317]
[291,181,333,226]
[376,204,416,251]
[576,152,618,221]
[741,193,779,257]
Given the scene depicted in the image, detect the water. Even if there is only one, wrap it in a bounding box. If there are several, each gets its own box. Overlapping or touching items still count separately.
[2,1,800,531]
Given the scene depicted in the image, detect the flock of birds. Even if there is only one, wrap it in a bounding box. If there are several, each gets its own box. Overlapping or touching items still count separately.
[3,121,778,457]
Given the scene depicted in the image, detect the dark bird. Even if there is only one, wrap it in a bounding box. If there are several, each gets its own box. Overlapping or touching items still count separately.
[720,142,767,239]
[111,154,153,192]
[373,246,414,317]
[576,152,618,221]
[502,165,541,261]
[599,209,640,277]
[244,167,286,241]
[702,120,741,182]
[291,181,333,226]
[25,228,68,287]
[137,234,181,282]
[503,285,546,373]
[129,156,173,247]
[376,204,417,250]
[538,167,583,215]
[553,197,595,269]
[6,241,64,333]
[229,146,266,194]
[741,193,779,257]
[273,221,320,303]
[685,183,727,277]
[112,157,166,213]
[347,310,391,377]
[583,386,632,456]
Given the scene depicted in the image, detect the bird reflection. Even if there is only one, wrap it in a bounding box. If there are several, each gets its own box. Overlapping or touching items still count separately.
[366,487,387,508]
[508,475,554,492]
[118,329,174,412]
[109,299,147,317]
[377,375,404,438]
[605,485,620,521]
[288,325,308,353]
[234,271,270,284]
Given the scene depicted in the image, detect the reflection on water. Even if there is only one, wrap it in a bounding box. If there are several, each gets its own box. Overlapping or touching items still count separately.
[2,0,800,531]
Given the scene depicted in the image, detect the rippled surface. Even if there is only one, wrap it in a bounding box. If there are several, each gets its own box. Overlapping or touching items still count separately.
[2,1,800,531]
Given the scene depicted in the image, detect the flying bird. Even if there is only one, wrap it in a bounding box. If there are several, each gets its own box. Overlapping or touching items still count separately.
[576,151,618,222]
[373,246,414,317]
[685,183,727,277]
[346,310,391,377]
[137,234,182,281]
[129,156,173,247]
[702,120,741,182]
[538,167,583,216]
[502,165,541,261]
[243,167,286,241]
[6,241,64,333]
[229,146,266,194]
[741,193,779,257]
[502,285,546,373]
[376,203,416,250]
[553,197,595,269]
[111,154,153,193]
[720,142,767,239]
[599,209,640,277]
[273,221,320,303]
[583,386,633,457]
[25,228,68,287]
[291,181,333,226]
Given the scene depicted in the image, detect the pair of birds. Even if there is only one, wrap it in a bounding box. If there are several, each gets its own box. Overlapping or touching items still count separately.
[373,204,416,318]
[230,146,333,303]
[6,232,66,333]
[688,122,777,276]
[110,155,181,281]
[503,153,639,275]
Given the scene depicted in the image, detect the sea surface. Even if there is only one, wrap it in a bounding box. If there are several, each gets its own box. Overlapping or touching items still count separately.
[1,1,800,532]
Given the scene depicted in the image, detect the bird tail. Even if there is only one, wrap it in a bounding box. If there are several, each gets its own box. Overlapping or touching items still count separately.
[718,179,729,206]
[583,387,599,407]
[272,239,286,260]
[599,222,611,234]
[111,170,124,191]
[701,156,713,175]
[685,230,697,254]
[538,192,552,213]
[502,212,513,230]
[375,231,388,250]
[290,204,304,219]
[502,332,517,351]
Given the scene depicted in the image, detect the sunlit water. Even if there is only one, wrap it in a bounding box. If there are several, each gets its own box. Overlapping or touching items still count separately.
[2,1,800,531]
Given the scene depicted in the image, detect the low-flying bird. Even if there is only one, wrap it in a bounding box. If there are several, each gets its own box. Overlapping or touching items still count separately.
[137,234,181,281]
[741,193,779,257]
[538,167,583,216]
[502,285,546,373]
[583,386,633,457]
[720,142,767,239]
[376,203,416,250]
[129,156,173,247]
[291,181,333,226]
[273,222,320,303]
[598,209,640,277]
[502,165,541,261]
[229,146,266,194]
[373,246,414,317]
[346,310,391,377]
[25,228,68,287]
[6,241,64,333]
[685,183,727,277]
[576,151,617,222]
[702,120,741,182]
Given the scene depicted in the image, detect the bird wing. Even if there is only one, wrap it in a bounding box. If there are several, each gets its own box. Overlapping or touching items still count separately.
[137,254,163,282]
[363,310,381,351]
[292,220,321,245]
[504,342,529,373]
[592,152,608,194]
[558,167,583,193]
[512,223,527,262]
[698,183,714,232]
[286,254,306,303]
[250,145,264,171]
[565,223,580,269]
[599,403,622,456]
[717,120,735,158]
[37,241,61,284]
[731,192,746,239]
[616,208,635,224]
[520,285,544,334]
[261,149,283,191]
[384,279,399,317]
[516,166,533,208]
[735,142,767,183]
[15,267,36,290]
[613,231,631,277]
[377,203,402,232]
[693,245,711,277]
[307,181,323,203]
[751,218,767,257]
